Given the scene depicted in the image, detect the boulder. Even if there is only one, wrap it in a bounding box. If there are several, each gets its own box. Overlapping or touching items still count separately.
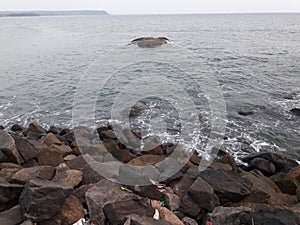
[271,172,297,195]
[239,207,300,225]
[0,205,23,225]
[0,130,17,163]
[103,199,154,225]
[129,155,165,166]
[242,152,298,173]
[267,192,298,207]
[10,166,55,184]
[65,155,103,184]
[27,122,47,135]
[288,166,300,185]
[291,108,300,116]
[151,200,184,225]
[297,187,300,202]
[12,135,40,164]
[0,168,20,181]
[98,129,117,140]
[128,185,163,200]
[169,174,194,198]
[49,144,73,157]
[52,169,83,187]
[248,157,276,176]
[213,154,236,170]
[179,195,201,218]
[19,178,73,223]
[85,179,140,225]
[0,181,23,204]
[36,147,64,167]
[211,206,252,225]
[181,217,198,225]
[199,169,252,204]
[72,184,94,204]
[61,195,84,225]
[124,214,172,225]
[39,212,62,225]
[42,133,62,146]
[164,192,181,211]
[11,124,25,132]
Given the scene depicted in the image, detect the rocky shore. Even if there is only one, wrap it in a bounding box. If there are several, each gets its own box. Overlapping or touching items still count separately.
[0,122,300,225]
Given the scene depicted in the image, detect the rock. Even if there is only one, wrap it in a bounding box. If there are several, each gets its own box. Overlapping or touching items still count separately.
[36,147,64,167]
[0,205,23,225]
[169,174,194,198]
[268,192,298,207]
[213,154,236,170]
[85,179,140,225]
[288,166,300,185]
[98,129,117,140]
[209,162,233,171]
[103,199,154,225]
[47,125,61,134]
[164,192,181,211]
[65,155,103,184]
[39,212,62,225]
[0,168,20,181]
[10,166,55,184]
[242,152,298,173]
[64,154,77,161]
[72,184,94,204]
[0,130,17,163]
[0,162,22,169]
[240,172,276,204]
[238,109,254,116]
[151,200,184,225]
[52,169,83,187]
[61,195,84,225]
[189,152,201,165]
[142,137,164,155]
[12,135,40,164]
[271,172,297,195]
[199,169,252,204]
[27,122,47,135]
[129,155,165,166]
[181,217,198,225]
[248,157,276,176]
[20,220,34,225]
[129,185,163,200]
[291,108,300,116]
[11,124,25,132]
[297,188,300,202]
[110,148,131,163]
[239,207,300,225]
[0,181,23,204]
[49,144,73,157]
[211,206,252,225]
[42,133,62,146]
[19,178,73,223]
[131,37,170,48]
[179,195,201,218]
[124,214,172,225]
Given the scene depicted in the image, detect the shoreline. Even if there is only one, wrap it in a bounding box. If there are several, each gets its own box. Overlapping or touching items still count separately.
[0,122,300,224]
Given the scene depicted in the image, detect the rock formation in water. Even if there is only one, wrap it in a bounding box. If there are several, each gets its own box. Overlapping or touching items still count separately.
[131,37,170,48]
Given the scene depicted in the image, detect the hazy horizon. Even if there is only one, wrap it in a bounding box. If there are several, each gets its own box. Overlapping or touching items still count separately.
[1,0,300,15]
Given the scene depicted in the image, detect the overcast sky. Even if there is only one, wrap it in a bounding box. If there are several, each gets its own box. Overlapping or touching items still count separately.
[1,0,300,14]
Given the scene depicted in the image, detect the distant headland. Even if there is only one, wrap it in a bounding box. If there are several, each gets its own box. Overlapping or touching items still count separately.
[0,10,109,17]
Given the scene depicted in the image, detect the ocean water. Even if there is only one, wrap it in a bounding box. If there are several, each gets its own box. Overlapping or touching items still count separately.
[0,14,299,160]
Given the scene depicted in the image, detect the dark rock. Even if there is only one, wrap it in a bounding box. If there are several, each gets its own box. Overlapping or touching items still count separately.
[0,130,17,163]
[39,212,62,225]
[36,147,64,167]
[52,169,83,187]
[10,166,56,184]
[0,181,23,204]
[11,124,25,132]
[178,195,201,218]
[103,199,154,225]
[297,187,300,202]
[0,125,5,130]
[129,185,163,200]
[238,109,254,116]
[61,195,84,225]
[189,152,201,165]
[27,122,47,135]
[0,205,23,225]
[169,174,194,198]
[47,125,61,135]
[239,207,300,225]
[20,178,73,223]
[181,217,198,225]
[124,214,172,225]
[63,131,75,144]
[0,168,20,181]
[214,154,237,171]
[164,191,181,211]
[271,172,297,195]
[211,206,252,225]
[291,108,300,116]
[248,157,276,176]
[242,152,299,173]
[199,169,252,204]
[131,37,170,48]
[110,148,131,163]
[65,155,103,184]
[98,129,117,140]
[129,155,165,166]
[72,184,94,204]
[12,134,40,164]
[85,179,141,225]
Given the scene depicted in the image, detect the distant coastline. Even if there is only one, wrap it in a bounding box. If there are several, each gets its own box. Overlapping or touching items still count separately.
[0,10,109,17]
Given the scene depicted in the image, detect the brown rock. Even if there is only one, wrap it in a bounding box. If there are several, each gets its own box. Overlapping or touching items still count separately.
[36,147,64,167]
[164,192,181,211]
[85,179,140,225]
[10,166,55,184]
[169,174,194,198]
[214,154,236,170]
[151,200,184,225]
[98,129,117,140]
[288,166,300,185]
[64,154,77,161]
[61,195,84,225]
[72,184,94,204]
[27,122,47,135]
[52,169,83,187]
[0,130,17,163]
[125,214,172,225]
[12,135,40,164]
[42,133,62,146]
[268,192,298,207]
[110,148,131,163]
[50,144,73,157]
[103,199,154,225]
[0,168,21,181]
[271,172,297,195]
[129,155,165,166]
[189,152,201,165]
[209,162,233,171]
[0,162,22,169]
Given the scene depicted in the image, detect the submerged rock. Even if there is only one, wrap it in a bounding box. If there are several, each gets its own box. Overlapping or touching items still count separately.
[291,108,300,116]
[131,37,170,48]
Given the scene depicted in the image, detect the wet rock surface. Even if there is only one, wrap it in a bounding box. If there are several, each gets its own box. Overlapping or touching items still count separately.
[0,122,299,224]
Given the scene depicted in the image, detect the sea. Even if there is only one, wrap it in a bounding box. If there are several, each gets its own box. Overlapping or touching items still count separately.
[0,13,299,162]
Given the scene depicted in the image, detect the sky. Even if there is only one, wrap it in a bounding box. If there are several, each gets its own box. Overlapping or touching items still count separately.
[1,0,300,15]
